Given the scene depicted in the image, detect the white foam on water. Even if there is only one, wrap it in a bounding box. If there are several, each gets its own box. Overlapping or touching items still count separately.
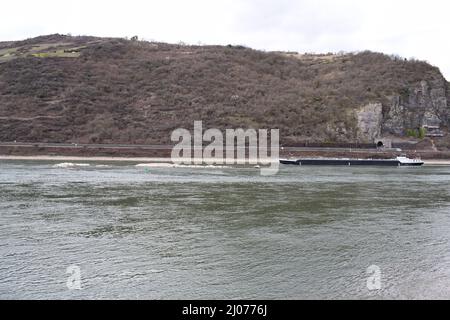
[179,164,231,169]
[136,163,231,169]
[149,269,165,273]
[136,163,176,168]
[52,162,91,168]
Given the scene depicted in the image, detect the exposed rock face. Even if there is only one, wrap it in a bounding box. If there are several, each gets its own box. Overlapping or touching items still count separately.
[356,78,449,142]
[382,79,449,135]
[357,103,383,142]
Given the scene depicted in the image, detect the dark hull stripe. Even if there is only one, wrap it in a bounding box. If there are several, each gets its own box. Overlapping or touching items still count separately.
[280,159,424,167]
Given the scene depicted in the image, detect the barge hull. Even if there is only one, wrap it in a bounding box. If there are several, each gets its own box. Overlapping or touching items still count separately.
[280,159,423,167]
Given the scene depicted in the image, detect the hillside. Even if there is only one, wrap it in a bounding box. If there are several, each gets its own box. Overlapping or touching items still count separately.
[0,34,449,148]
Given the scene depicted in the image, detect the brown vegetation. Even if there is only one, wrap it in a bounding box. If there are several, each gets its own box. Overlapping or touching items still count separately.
[0,34,448,146]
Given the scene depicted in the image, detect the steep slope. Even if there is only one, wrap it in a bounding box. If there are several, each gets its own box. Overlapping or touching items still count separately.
[0,34,448,146]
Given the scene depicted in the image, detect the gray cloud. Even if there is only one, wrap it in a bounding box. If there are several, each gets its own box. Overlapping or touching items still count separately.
[1,0,449,79]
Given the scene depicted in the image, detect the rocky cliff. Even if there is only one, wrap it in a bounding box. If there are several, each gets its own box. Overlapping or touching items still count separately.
[382,79,448,134]
[357,78,449,142]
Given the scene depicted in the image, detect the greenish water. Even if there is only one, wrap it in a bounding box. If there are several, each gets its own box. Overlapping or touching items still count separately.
[1,161,450,299]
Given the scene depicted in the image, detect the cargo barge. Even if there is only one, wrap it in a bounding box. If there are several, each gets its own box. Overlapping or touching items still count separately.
[280,156,424,167]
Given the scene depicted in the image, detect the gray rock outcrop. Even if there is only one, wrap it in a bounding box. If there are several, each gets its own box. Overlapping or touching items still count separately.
[382,79,449,135]
[357,103,383,141]
[356,78,449,142]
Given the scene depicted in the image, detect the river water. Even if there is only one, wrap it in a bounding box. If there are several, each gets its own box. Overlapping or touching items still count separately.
[1,161,450,299]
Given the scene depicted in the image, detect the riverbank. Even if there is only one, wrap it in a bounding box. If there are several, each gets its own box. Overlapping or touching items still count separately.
[2,143,450,161]
[1,155,450,166]
[0,155,174,163]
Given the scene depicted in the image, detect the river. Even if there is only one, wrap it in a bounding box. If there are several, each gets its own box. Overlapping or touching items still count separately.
[1,161,450,299]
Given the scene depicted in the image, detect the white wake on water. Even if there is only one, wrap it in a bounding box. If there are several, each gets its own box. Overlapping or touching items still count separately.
[52,162,91,168]
[135,163,231,169]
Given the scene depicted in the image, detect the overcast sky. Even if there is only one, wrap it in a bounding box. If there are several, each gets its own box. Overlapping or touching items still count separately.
[2,0,450,79]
